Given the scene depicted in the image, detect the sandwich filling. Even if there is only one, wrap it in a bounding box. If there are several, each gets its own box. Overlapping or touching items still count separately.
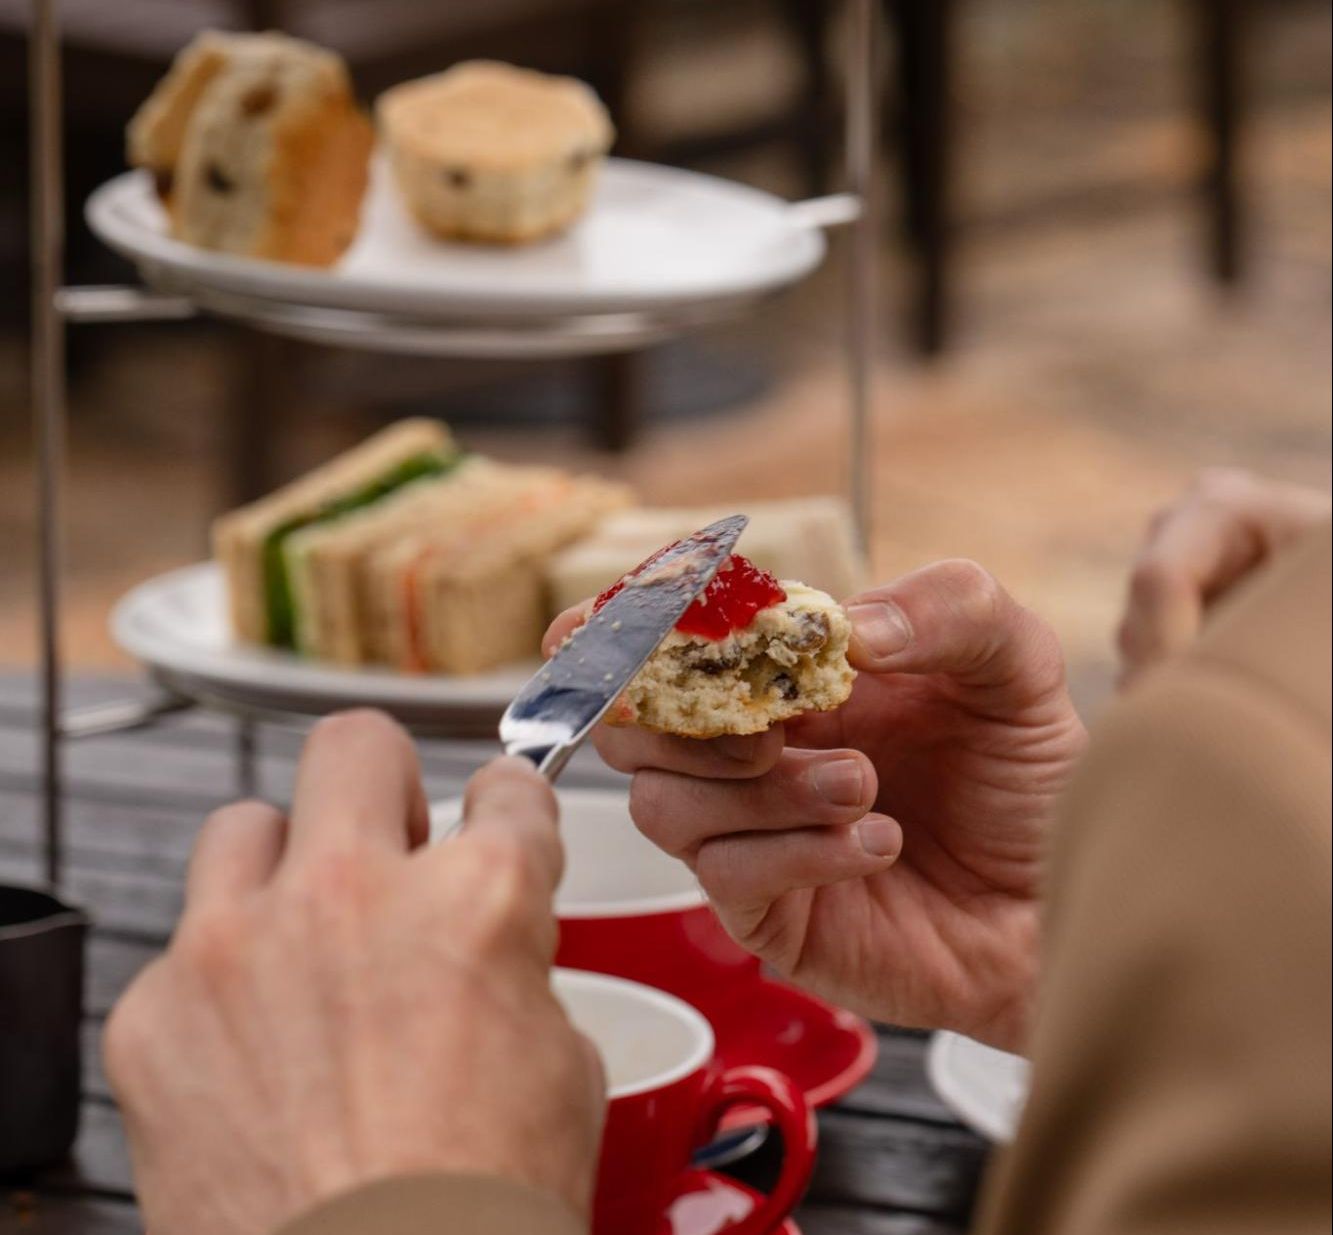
[264,448,458,647]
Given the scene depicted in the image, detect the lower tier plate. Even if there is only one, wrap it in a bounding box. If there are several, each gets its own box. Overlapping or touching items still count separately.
[111,562,536,735]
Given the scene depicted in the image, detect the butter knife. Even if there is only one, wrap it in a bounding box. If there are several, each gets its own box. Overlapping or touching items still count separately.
[499,513,748,781]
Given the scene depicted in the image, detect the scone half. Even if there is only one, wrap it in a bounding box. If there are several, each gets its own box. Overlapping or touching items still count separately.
[606,582,855,738]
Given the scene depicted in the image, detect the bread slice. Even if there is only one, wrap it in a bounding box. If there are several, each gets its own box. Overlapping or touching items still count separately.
[377,61,614,244]
[211,418,454,646]
[604,583,855,738]
[547,498,867,616]
[411,478,630,673]
[284,457,522,664]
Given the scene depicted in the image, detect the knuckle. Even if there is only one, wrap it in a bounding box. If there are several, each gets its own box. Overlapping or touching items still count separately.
[694,838,749,905]
[1129,555,1179,604]
[459,836,542,946]
[309,708,403,753]
[1194,466,1252,501]
[102,986,150,1090]
[176,904,245,973]
[302,846,379,911]
[628,774,689,855]
[591,725,643,774]
[204,798,269,830]
[935,558,1005,623]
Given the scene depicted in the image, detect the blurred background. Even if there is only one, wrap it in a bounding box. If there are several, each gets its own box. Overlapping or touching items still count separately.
[1,0,1329,711]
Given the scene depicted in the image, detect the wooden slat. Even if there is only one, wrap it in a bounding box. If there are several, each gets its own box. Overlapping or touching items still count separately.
[85,937,160,1018]
[809,1111,988,1219]
[796,1205,966,1235]
[38,1105,135,1199]
[0,1193,142,1235]
[0,855,182,938]
[842,1029,962,1125]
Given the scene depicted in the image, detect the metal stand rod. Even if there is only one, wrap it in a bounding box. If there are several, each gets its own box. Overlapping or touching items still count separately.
[787,193,863,230]
[845,0,879,557]
[56,285,197,323]
[30,0,64,891]
[60,693,194,740]
[235,721,259,800]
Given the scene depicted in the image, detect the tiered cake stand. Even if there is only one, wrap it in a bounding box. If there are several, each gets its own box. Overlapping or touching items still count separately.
[28,0,879,889]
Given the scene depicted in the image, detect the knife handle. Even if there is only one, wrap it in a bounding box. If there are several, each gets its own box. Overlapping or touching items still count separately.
[504,740,575,783]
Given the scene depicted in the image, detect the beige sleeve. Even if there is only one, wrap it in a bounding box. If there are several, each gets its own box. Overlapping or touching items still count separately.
[977,662,1332,1235]
[274,1173,587,1235]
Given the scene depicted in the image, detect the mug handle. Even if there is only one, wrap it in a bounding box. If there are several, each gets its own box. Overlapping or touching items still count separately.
[692,1065,816,1235]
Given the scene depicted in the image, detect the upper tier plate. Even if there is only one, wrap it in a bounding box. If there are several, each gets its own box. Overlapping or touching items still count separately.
[112,563,535,733]
[86,159,826,321]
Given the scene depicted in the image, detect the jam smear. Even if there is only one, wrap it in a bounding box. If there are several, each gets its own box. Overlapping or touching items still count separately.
[594,549,786,641]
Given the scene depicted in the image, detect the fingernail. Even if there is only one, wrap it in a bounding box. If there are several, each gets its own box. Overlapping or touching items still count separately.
[848,601,912,660]
[716,734,762,762]
[813,758,865,806]
[857,818,901,859]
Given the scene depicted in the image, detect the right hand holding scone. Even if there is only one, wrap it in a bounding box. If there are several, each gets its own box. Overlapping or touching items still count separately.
[545,561,1087,1055]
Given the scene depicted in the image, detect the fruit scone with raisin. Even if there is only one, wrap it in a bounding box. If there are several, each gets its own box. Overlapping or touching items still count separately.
[595,551,856,738]
[127,30,372,266]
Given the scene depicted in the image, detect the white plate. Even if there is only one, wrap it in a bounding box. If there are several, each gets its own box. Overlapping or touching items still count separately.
[111,562,537,730]
[926,1031,1031,1144]
[86,158,825,321]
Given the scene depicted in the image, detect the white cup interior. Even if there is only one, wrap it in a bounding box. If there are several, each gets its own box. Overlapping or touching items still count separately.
[431,788,706,917]
[553,968,713,1097]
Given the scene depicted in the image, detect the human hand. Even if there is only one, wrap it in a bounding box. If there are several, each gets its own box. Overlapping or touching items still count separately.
[545,561,1088,1054]
[1118,469,1331,685]
[105,711,604,1235]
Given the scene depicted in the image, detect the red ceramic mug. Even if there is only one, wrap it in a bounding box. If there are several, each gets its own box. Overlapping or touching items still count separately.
[550,788,760,1012]
[553,968,816,1235]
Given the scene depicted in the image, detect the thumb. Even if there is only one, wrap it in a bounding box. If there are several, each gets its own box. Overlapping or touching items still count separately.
[845,559,1064,696]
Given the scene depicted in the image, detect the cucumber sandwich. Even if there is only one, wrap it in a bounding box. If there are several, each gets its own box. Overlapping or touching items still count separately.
[212,418,632,673]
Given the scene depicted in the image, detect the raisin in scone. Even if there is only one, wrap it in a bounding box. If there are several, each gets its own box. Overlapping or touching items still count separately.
[377,61,614,245]
[599,554,855,738]
[128,31,372,267]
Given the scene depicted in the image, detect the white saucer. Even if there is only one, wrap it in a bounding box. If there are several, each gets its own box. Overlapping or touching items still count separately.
[111,562,535,732]
[926,1031,1031,1143]
[86,158,825,322]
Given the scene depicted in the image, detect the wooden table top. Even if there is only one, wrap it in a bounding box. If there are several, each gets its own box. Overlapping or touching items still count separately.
[0,676,989,1234]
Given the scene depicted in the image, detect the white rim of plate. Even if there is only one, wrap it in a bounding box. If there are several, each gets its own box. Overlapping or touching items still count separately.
[85,159,826,319]
[926,1031,1030,1144]
[111,562,537,709]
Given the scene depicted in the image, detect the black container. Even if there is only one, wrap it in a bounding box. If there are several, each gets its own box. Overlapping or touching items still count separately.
[0,885,87,1176]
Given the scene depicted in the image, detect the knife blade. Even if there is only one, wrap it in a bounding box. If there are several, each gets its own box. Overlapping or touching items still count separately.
[499,513,748,781]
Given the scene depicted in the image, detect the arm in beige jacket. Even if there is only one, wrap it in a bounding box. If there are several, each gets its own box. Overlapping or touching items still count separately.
[979,523,1332,1234]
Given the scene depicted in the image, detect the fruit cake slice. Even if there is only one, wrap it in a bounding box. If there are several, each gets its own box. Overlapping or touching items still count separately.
[598,552,855,738]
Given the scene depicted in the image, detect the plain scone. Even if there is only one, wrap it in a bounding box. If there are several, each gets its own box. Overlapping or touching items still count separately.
[604,583,855,738]
[377,61,614,244]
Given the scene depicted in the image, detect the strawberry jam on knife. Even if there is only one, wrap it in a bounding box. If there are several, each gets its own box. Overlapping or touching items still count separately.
[593,549,786,641]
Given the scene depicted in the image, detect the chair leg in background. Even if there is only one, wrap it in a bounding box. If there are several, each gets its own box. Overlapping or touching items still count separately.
[588,351,645,453]
[1195,0,1244,285]
[888,0,952,357]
